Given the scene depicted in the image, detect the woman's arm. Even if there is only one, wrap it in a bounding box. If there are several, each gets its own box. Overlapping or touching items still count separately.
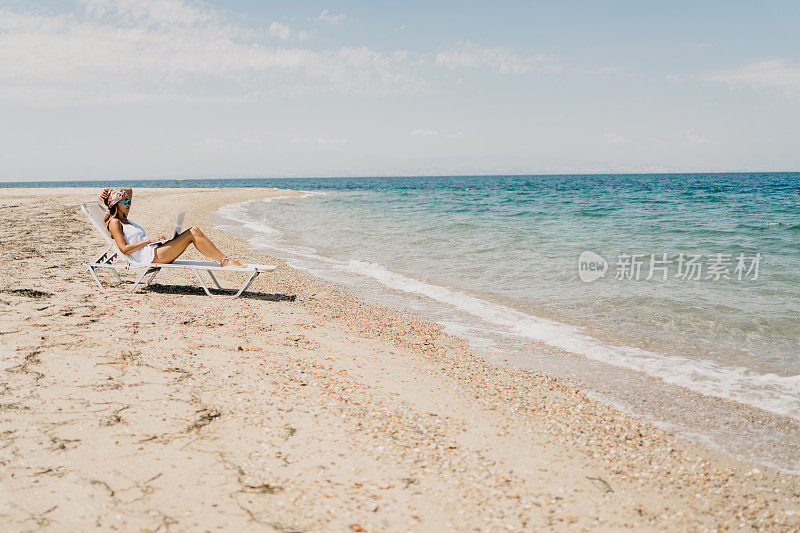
[108,219,158,255]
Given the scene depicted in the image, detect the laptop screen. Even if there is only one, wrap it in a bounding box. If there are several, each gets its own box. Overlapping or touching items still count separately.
[173,212,185,238]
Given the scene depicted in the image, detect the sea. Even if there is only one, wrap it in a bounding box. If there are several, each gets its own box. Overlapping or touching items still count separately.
[7,173,799,471]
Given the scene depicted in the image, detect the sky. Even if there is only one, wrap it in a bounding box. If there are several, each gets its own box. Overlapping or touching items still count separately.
[1,0,799,181]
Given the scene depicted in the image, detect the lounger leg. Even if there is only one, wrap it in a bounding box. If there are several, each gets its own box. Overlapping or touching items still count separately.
[207,271,224,290]
[145,268,160,286]
[111,269,123,284]
[231,271,259,298]
[86,265,106,290]
[128,269,151,293]
[191,268,216,297]
[190,268,259,299]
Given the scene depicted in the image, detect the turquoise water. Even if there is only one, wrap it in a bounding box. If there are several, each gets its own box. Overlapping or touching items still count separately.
[216,175,798,377]
[7,174,800,468]
[210,174,800,469]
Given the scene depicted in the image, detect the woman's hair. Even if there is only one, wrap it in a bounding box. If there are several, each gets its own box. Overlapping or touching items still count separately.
[104,203,123,225]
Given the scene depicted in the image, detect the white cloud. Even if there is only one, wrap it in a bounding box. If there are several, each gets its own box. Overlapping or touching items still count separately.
[572,66,625,75]
[298,29,316,41]
[412,129,464,139]
[82,0,220,29]
[0,2,617,109]
[700,59,800,92]
[268,22,291,41]
[602,132,628,145]
[603,131,711,148]
[316,9,345,24]
[0,2,423,105]
[436,42,559,75]
[317,137,348,145]
[196,135,266,147]
[685,131,711,145]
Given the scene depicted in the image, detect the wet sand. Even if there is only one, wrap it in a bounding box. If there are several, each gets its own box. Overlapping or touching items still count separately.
[1,187,798,531]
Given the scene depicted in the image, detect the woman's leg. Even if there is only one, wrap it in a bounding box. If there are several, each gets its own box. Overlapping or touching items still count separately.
[189,226,225,261]
[153,226,245,266]
[152,230,193,264]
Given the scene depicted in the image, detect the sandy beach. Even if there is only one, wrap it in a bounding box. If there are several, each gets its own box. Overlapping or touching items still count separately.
[1,186,798,532]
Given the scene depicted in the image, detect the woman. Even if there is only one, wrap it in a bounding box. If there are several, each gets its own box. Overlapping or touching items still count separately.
[101,187,246,267]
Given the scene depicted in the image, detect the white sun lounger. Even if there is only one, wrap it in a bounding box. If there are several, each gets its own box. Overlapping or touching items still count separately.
[80,202,276,299]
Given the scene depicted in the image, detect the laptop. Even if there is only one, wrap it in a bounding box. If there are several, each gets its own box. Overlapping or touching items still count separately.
[173,212,185,238]
[153,212,185,245]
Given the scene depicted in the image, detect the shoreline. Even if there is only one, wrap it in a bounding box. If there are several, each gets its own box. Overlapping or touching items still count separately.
[213,193,800,474]
[2,187,799,530]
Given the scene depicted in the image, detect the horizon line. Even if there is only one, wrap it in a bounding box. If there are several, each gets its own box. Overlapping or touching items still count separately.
[1,170,799,184]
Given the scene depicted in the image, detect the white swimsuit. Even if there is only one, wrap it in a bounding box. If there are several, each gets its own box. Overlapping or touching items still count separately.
[118,220,158,264]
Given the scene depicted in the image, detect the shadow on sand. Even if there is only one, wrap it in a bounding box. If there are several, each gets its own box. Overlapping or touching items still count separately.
[141,283,296,302]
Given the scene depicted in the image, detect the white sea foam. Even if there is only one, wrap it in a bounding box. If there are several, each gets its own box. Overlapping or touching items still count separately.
[215,192,328,242]
[214,198,800,422]
[341,258,800,420]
